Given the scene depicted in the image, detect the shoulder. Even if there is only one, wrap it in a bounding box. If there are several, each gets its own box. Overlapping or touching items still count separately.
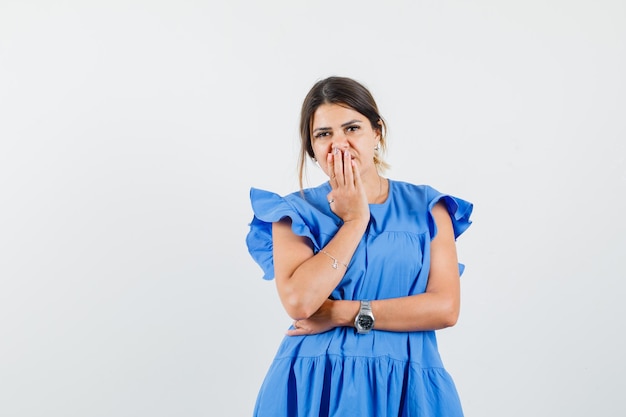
[388,179,473,238]
[277,183,331,215]
[248,181,338,240]
[246,182,333,279]
[250,182,329,210]
[389,179,439,205]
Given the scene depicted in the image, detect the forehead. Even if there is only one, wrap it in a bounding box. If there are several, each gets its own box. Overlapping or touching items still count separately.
[312,103,366,128]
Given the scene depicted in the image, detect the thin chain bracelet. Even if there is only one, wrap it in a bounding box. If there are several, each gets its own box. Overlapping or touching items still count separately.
[320,250,348,269]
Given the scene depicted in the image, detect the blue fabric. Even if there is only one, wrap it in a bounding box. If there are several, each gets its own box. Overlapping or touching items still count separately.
[246,180,473,417]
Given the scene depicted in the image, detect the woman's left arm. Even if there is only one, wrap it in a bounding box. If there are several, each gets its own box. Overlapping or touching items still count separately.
[288,201,460,335]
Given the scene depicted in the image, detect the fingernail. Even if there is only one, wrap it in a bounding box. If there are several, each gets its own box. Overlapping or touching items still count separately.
[333,147,340,155]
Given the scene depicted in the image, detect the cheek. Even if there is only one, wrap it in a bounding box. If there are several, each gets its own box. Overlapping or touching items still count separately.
[312,147,332,173]
[312,144,330,161]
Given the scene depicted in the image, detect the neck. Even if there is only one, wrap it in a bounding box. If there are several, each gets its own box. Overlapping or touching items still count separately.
[364,173,387,204]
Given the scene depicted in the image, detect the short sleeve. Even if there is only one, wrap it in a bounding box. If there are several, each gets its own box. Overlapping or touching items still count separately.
[246,188,320,280]
[426,188,474,275]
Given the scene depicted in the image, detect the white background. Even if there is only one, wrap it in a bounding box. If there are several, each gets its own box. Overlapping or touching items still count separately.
[1,1,625,416]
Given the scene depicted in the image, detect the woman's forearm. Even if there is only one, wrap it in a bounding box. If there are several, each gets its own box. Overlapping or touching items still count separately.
[332,292,460,332]
[274,218,368,320]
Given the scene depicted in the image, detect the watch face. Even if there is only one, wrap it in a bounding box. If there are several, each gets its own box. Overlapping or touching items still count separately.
[357,315,374,330]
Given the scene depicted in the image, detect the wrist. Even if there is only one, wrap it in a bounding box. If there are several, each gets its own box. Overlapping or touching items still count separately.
[341,216,369,232]
[354,300,375,334]
[333,300,360,327]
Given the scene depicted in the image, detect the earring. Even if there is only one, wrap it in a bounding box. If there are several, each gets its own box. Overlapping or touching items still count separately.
[374,143,380,151]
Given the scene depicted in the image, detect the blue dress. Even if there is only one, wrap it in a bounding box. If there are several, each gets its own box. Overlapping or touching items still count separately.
[246,179,473,417]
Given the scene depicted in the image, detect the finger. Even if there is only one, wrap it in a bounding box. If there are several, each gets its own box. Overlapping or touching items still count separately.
[327,152,337,187]
[351,157,364,193]
[343,149,354,186]
[333,148,345,186]
[286,321,301,336]
[326,192,335,206]
[286,325,307,336]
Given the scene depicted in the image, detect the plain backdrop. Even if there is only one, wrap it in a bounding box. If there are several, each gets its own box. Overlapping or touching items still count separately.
[1,1,625,416]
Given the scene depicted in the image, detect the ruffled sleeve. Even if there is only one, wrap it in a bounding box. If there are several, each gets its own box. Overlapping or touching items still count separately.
[426,187,474,275]
[246,188,322,280]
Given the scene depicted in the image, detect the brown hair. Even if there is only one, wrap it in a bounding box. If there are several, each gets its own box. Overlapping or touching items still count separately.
[298,76,389,191]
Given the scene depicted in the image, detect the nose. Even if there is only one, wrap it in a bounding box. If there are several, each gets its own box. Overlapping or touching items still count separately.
[332,131,349,149]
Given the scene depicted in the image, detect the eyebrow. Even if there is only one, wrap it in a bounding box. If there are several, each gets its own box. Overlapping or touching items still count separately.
[312,119,363,134]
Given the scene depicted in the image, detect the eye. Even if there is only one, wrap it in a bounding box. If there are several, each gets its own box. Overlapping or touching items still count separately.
[313,131,331,139]
[345,125,360,133]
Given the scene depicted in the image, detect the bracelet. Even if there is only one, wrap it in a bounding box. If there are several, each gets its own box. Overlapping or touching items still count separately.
[320,249,348,269]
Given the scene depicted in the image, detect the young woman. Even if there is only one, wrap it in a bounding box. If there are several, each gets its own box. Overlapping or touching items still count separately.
[246,76,473,416]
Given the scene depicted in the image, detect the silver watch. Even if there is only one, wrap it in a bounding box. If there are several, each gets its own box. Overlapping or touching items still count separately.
[354,300,375,334]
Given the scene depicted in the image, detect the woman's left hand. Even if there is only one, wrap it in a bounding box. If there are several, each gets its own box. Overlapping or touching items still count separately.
[286,299,338,336]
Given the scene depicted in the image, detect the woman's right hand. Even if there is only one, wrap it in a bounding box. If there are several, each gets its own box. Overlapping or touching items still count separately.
[326,147,370,225]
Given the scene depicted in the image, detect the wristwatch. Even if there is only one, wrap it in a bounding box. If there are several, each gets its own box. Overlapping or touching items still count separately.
[354,300,375,334]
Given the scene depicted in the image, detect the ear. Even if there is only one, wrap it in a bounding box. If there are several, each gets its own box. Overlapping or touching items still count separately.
[376,119,383,139]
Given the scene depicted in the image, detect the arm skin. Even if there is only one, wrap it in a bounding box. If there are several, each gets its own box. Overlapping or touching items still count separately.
[272,148,370,321]
[281,201,461,336]
[272,218,365,320]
